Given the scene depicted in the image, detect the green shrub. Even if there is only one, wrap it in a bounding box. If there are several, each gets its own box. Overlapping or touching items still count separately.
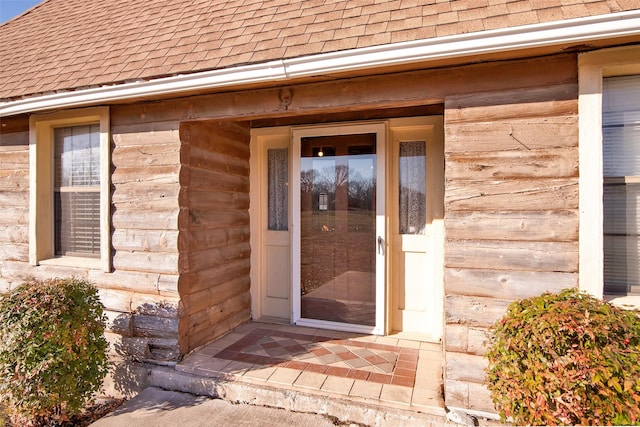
[486,288,640,425]
[0,278,109,426]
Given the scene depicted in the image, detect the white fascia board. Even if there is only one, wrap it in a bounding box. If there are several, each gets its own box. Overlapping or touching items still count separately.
[0,60,288,117]
[2,9,640,117]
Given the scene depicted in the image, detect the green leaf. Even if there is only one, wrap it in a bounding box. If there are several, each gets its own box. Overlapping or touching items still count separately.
[0,278,109,425]
[485,288,640,426]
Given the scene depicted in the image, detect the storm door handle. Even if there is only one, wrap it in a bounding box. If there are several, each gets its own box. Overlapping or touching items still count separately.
[377,236,385,255]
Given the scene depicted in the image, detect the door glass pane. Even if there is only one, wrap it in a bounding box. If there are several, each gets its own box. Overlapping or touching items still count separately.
[399,140,426,234]
[268,148,288,231]
[300,134,376,326]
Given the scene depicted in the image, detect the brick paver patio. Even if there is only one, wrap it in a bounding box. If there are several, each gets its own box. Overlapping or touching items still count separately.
[177,322,444,410]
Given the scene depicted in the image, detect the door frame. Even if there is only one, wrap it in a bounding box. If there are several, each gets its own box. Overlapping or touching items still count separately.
[291,122,387,335]
[250,117,444,340]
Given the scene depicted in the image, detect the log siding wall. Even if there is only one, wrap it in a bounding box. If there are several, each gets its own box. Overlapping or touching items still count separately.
[442,62,579,411]
[0,116,29,289]
[178,121,251,354]
[108,113,182,363]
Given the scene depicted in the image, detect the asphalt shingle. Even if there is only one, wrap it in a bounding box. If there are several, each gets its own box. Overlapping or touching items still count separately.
[0,0,634,100]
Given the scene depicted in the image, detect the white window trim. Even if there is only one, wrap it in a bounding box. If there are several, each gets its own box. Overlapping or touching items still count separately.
[29,107,111,272]
[579,45,640,300]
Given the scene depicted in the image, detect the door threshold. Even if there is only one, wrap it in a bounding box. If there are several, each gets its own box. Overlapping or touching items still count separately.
[295,317,382,335]
[388,330,442,344]
[253,316,291,326]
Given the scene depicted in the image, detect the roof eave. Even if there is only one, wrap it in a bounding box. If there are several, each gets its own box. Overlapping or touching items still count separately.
[2,9,640,118]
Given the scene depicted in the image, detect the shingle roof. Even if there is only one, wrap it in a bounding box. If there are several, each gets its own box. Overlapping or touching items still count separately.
[0,0,636,100]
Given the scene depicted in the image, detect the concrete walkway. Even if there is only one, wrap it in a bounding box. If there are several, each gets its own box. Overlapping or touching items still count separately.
[90,387,337,427]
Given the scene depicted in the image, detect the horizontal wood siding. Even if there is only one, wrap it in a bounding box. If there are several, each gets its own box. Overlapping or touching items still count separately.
[442,54,579,412]
[0,116,29,290]
[110,54,578,124]
[178,120,251,354]
[108,110,182,362]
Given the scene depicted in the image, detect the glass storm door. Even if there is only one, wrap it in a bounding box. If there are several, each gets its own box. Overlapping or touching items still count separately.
[292,124,385,334]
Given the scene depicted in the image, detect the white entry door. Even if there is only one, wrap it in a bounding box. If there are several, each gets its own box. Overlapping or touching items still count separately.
[292,123,386,335]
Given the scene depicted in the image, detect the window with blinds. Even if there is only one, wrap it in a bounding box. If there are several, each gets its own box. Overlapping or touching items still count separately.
[54,124,101,257]
[603,75,640,296]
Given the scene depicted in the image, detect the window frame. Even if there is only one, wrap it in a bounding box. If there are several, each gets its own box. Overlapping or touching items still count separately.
[29,107,111,272]
[579,45,640,300]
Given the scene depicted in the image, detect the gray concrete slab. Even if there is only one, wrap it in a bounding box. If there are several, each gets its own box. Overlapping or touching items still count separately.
[90,387,338,427]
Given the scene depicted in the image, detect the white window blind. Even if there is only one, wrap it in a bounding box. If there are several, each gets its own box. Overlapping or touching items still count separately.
[54,124,101,257]
[603,75,640,296]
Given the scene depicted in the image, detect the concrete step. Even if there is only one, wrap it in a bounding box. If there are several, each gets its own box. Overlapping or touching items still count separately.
[147,365,449,427]
[91,387,339,427]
